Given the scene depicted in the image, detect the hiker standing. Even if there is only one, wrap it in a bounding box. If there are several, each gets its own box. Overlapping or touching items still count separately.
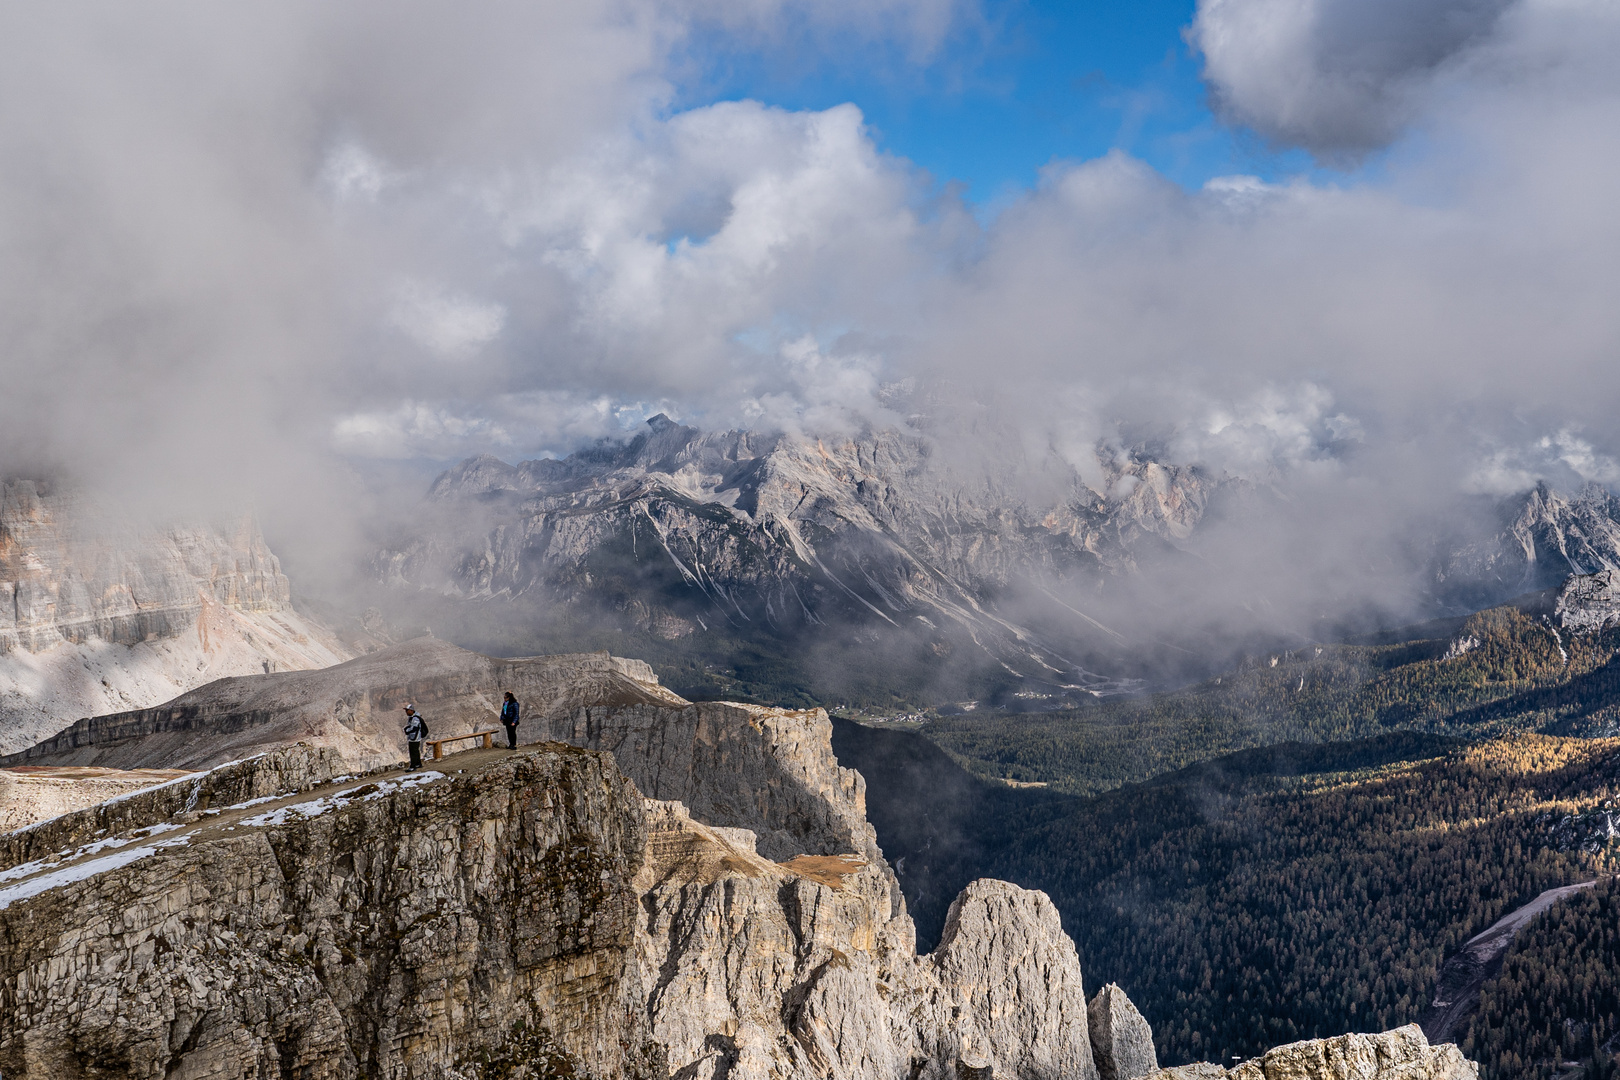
[500,691,520,749]
[403,704,429,770]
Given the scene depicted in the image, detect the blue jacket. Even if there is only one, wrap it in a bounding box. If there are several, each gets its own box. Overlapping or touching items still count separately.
[500,699,519,725]
[404,714,428,742]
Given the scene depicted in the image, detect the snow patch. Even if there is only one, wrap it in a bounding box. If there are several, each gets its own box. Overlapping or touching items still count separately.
[0,832,193,910]
[237,772,445,828]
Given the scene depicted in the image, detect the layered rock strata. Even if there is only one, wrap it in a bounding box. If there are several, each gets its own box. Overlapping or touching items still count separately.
[0,480,352,752]
[0,742,1096,1079]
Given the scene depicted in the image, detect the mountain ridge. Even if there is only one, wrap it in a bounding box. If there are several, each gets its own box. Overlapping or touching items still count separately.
[370,419,1620,709]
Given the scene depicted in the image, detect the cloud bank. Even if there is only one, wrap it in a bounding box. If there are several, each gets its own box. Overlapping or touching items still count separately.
[2,0,1618,631]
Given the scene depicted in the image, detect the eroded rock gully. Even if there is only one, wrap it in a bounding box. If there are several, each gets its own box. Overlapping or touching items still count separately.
[0,705,1478,1079]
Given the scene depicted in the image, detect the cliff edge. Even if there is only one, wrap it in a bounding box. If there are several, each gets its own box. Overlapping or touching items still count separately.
[0,649,1480,1079]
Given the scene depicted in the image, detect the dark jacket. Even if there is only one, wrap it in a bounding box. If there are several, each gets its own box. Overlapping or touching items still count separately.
[500,699,519,726]
[404,714,429,743]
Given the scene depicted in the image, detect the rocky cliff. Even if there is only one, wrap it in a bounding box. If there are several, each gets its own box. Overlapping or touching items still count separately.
[0,638,683,772]
[0,723,1103,1078]
[0,480,353,752]
[0,738,1475,1080]
[0,642,878,858]
[1553,569,1620,634]
[1441,483,1620,608]
[0,655,1480,1079]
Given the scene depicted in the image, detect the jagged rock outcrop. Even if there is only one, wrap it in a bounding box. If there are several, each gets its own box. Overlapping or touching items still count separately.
[932,881,1100,1080]
[1442,483,1620,606]
[1088,983,1157,1080]
[1553,569,1620,634]
[0,739,1096,1079]
[1159,1025,1475,1080]
[0,480,352,752]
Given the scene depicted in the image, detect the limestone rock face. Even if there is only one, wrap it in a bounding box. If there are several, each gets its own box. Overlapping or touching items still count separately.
[0,480,352,752]
[5,647,880,876]
[1554,568,1620,633]
[1088,983,1157,1080]
[1442,482,1620,606]
[1159,1025,1477,1080]
[0,747,657,1080]
[0,743,1095,1080]
[932,880,1099,1080]
[534,700,882,865]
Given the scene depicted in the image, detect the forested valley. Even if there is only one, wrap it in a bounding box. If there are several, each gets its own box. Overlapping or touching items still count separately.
[838,599,1620,1080]
[927,603,1620,796]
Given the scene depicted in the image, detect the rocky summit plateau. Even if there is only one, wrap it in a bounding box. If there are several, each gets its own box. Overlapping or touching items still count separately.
[0,647,1477,1079]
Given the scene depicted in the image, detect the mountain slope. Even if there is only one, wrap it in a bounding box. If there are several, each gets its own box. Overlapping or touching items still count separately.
[373,416,1219,704]
[372,419,1620,710]
[0,480,352,751]
[926,573,1620,796]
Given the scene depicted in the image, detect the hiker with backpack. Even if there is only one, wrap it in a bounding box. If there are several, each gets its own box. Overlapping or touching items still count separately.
[500,692,519,749]
[403,704,429,769]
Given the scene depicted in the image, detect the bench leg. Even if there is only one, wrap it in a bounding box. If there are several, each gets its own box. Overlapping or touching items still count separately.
[483,732,493,749]
[433,744,442,760]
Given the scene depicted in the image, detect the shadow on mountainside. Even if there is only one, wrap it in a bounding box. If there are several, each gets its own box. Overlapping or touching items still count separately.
[829,716,1073,948]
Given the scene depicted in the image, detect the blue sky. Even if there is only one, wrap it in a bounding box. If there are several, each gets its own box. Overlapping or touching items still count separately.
[676,0,1327,205]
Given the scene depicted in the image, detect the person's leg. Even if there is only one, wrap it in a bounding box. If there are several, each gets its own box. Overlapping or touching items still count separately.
[506,724,517,749]
[409,741,422,769]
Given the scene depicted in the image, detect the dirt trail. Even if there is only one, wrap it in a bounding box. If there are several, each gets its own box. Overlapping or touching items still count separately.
[1421,878,1601,1043]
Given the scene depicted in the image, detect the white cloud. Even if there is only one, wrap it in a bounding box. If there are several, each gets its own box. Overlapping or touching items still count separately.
[387,281,505,359]
[321,142,393,204]
[5,0,1620,634]
[332,402,510,460]
[1467,428,1620,494]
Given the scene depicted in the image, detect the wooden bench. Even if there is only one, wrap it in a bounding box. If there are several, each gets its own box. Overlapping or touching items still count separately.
[422,730,499,760]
